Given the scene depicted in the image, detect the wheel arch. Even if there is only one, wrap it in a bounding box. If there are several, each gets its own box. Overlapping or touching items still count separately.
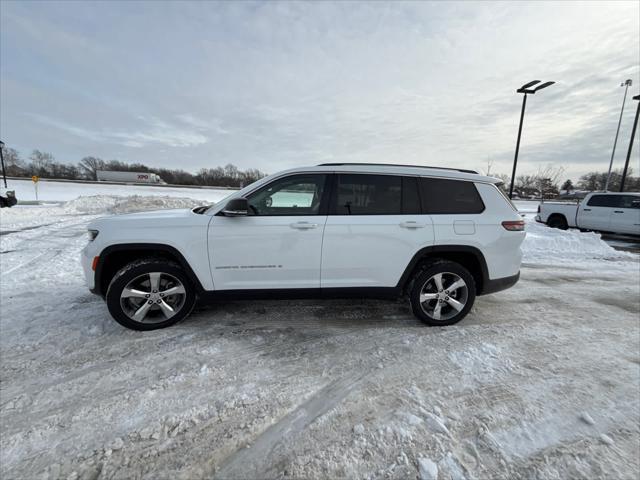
[547,213,568,229]
[397,245,489,295]
[94,243,205,298]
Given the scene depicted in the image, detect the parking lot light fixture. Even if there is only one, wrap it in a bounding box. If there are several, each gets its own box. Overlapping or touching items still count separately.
[508,80,555,199]
[605,79,633,191]
[619,94,640,192]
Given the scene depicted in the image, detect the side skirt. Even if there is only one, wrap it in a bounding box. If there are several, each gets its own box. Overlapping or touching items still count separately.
[198,287,401,303]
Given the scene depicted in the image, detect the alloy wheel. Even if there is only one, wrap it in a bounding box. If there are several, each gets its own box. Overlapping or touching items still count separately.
[120,272,187,323]
[419,272,469,321]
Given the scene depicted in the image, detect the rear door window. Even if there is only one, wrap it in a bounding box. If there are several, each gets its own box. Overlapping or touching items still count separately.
[587,195,619,208]
[401,176,421,214]
[330,174,422,215]
[419,177,485,214]
[332,174,402,215]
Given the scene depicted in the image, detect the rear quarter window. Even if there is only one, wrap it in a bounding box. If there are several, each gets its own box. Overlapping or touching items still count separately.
[620,195,640,209]
[419,177,485,214]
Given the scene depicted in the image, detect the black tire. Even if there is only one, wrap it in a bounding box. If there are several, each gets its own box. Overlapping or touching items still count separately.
[547,214,568,230]
[409,260,476,326]
[106,259,197,331]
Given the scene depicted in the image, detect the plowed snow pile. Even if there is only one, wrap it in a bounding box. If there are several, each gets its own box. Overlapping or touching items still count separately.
[63,195,206,214]
[1,195,639,480]
[522,219,634,262]
[0,195,208,232]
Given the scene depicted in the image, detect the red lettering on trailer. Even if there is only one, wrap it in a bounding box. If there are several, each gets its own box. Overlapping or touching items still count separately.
[137,174,149,180]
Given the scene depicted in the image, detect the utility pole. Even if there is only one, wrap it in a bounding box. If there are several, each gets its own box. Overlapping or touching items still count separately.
[0,140,7,188]
[619,94,640,192]
[605,79,632,191]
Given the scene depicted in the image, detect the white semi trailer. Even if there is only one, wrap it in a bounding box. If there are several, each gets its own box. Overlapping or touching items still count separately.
[96,170,165,184]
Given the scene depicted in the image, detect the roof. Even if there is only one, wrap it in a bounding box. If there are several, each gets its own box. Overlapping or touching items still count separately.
[266,163,499,183]
[588,191,640,196]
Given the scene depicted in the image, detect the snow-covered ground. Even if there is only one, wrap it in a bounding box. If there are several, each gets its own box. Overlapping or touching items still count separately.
[8,178,234,204]
[1,192,638,480]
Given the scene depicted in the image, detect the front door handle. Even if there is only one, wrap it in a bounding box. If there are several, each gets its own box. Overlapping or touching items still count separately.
[614,210,623,213]
[400,221,426,229]
[290,221,318,230]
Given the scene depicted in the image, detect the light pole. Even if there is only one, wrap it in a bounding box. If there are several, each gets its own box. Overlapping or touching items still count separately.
[605,79,633,191]
[619,94,640,192]
[0,140,7,188]
[509,80,555,199]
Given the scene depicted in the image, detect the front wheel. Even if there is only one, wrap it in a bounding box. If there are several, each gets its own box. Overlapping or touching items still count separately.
[106,259,197,330]
[409,261,476,326]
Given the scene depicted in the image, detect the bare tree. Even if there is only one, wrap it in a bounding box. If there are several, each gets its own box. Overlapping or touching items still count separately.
[0,146,23,176]
[78,156,105,180]
[29,150,55,176]
[535,164,565,188]
[561,179,574,192]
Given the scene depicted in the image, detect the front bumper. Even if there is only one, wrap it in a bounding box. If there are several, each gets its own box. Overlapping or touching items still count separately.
[81,244,96,291]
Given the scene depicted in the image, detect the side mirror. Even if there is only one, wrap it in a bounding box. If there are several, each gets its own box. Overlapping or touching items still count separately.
[222,197,249,216]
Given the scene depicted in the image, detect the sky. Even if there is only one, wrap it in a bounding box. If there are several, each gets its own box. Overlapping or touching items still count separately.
[1,0,639,181]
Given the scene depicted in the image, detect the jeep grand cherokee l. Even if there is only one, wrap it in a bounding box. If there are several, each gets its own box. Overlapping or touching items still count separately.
[82,163,525,330]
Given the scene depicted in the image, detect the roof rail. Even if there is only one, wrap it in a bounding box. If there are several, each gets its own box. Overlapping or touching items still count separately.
[317,163,479,174]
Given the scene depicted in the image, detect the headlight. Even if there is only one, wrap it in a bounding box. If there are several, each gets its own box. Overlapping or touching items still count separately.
[87,229,99,241]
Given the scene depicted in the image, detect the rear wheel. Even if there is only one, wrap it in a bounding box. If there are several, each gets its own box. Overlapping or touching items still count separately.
[547,214,568,230]
[409,261,476,326]
[106,259,196,330]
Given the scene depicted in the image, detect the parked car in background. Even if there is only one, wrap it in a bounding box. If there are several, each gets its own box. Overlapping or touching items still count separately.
[96,170,165,184]
[536,192,640,235]
[0,187,17,208]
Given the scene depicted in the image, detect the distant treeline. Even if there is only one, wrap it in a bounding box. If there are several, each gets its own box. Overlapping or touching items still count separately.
[1,145,638,193]
[0,147,266,187]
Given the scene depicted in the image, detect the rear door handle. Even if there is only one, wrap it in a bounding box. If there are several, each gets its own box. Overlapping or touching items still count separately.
[614,210,623,213]
[290,221,318,229]
[583,208,591,211]
[400,221,426,229]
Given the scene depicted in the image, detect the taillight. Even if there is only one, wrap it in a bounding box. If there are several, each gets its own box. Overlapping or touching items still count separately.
[502,220,525,231]
[92,256,100,271]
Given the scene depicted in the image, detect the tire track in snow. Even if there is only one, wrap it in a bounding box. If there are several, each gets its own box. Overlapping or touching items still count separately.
[212,371,366,479]
[0,219,91,276]
[1,248,65,276]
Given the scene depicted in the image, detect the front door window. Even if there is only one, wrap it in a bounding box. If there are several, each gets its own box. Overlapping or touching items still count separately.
[247,174,327,216]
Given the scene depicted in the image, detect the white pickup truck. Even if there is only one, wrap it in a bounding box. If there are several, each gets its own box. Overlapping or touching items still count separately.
[536,192,640,235]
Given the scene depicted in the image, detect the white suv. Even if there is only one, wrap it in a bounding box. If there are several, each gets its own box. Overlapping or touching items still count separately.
[82,164,525,330]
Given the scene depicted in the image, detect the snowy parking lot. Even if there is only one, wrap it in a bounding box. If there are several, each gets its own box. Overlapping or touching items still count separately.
[1,188,639,479]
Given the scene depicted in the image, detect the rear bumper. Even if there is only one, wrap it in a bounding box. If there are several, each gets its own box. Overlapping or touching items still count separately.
[480,271,520,295]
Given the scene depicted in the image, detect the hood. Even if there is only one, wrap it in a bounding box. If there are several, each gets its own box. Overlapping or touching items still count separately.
[88,208,199,229]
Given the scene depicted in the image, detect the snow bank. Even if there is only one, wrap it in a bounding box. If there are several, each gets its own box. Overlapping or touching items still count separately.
[522,219,634,262]
[62,195,205,214]
[0,195,209,232]
[9,178,232,203]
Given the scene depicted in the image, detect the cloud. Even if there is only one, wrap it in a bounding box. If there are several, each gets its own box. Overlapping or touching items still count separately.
[1,1,639,179]
[28,113,209,148]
